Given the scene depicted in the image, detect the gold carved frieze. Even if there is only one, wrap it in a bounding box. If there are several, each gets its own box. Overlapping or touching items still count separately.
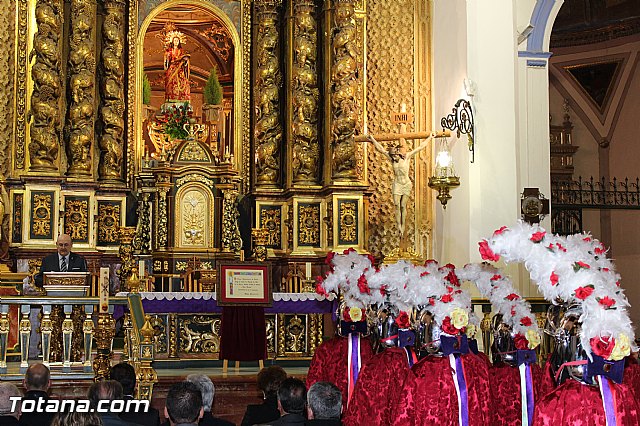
[0,0,14,177]
[259,205,282,249]
[66,0,97,177]
[29,0,63,171]
[297,203,320,247]
[157,189,168,249]
[97,200,121,246]
[175,174,215,189]
[99,0,126,181]
[337,199,358,245]
[254,0,283,187]
[179,315,221,353]
[14,0,28,170]
[30,192,54,240]
[176,142,212,163]
[64,196,90,243]
[291,0,320,185]
[196,20,233,62]
[242,0,252,193]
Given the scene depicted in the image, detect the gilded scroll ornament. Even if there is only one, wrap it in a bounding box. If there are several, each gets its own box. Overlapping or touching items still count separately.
[285,315,305,353]
[99,0,126,181]
[97,202,121,245]
[221,188,243,253]
[66,0,97,176]
[134,192,151,254]
[179,316,221,353]
[64,198,89,241]
[242,0,252,194]
[331,0,359,180]
[292,1,320,184]
[298,204,320,246]
[254,0,283,187]
[15,0,28,169]
[259,206,282,248]
[12,193,23,243]
[196,20,233,62]
[31,193,53,237]
[339,200,357,244]
[157,189,168,249]
[28,0,63,170]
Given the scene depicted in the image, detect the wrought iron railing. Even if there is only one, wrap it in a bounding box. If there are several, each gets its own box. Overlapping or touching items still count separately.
[551,177,640,235]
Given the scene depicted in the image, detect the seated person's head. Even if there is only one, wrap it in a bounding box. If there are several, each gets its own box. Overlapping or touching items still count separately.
[0,383,22,419]
[307,382,342,420]
[87,380,124,410]
[51,407,102,426]
[186,374,214,413]
[109,362,137,396]
[257,365,287,399]
[277,378,306,416]
[165,381,203,425]
[24,363,51,392]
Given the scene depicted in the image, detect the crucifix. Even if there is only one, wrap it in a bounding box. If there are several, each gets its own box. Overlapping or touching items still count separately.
[355,104,450,253]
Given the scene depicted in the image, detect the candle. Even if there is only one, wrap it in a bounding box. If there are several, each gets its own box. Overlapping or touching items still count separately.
[305,262,312,280]
[139,260,145,278]
[99,267,110,313]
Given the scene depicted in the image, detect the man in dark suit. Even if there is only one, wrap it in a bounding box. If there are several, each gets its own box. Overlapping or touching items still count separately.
[34,234,87,287]
[19,363,55,426]
[305,382,341,426]
[185,374,233,426]
[109,362,160,426]
[269,378,306,426]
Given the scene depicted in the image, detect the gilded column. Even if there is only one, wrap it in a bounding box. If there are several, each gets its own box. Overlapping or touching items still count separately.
[254,0,283,187]
[221,188,243,253]
[0,0,14,176]
[331,0,359,180]
[157,189,168,249]
[28,0,63,171]
[99,0,126,182]
[66,0,97,176]
[291,0,320,185]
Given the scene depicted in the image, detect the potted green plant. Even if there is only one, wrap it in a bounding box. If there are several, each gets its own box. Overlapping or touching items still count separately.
[202,67,223,123]
[142,74,157,120]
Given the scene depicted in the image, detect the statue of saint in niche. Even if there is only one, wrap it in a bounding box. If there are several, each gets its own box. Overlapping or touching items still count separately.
[164,29,191,102]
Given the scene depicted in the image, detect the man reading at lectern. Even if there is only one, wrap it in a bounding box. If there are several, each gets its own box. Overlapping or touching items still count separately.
[34,234,87,287]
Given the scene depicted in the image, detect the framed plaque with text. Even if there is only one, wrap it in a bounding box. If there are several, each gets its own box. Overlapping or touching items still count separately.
[217,263,272,306]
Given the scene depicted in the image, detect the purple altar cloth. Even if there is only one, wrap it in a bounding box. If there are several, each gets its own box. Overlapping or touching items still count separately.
[113,297,336,320]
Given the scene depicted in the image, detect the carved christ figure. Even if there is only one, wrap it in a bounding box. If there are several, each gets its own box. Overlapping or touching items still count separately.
[365,133,433,236]
[164,35,191,102]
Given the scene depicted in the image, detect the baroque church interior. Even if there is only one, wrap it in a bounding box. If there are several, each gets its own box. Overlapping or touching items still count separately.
[1,0,640,424]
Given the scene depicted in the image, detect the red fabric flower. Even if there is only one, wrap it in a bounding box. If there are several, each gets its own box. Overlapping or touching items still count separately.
[514,333,529,350]
[379,285,387,296]
[446,286,454,293]
[598,296,616,309]
[547,243,555,251]
[602,267,610,272]
[367,254,376,267]
[590,335,615,359]
[573,261,591,272]
[441,316,459,335]
[479,241,500,261]
[490,274,502,281]
[445,270,460,287]
[395,311,411,329]
[506,293,520,301]
[493,226,508,236]
[325,251,336,265]
[594,246,606,256]
[424,259,439,267]
[520,317,532,327]
[428,297,435,306]
[574,285,594,300]
[420,271,430,277]
[342,307,352,322]
[616,280,621,287]
[315,279,327,297]
[550,271,559,286]
[357,274,371,295]
[583,237,592,242]
[511,307,516,316]
[441,294,453,303]
[556,243,567,252]
[530,231,546,243]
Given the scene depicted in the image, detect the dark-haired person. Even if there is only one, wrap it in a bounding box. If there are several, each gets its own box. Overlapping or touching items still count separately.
[305,383,341,426]
[19,363,55,426]
[270,378,306,426]
[241,366,287,426]
[109,362,160,426]
[88,380,135,426]
[164,382,203,426]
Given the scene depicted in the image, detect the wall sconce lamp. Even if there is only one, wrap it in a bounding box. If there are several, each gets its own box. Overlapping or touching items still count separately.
[440,98,475,163]
[428,135,460,209]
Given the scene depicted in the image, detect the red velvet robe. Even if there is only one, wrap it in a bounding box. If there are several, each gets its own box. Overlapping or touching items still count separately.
[343,347,416,426]
[306,335,374,405]
[489,362,544,426]
[393,353,492,426]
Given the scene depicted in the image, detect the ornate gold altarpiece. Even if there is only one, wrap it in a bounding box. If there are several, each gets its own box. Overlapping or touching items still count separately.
[1,0,433,360]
